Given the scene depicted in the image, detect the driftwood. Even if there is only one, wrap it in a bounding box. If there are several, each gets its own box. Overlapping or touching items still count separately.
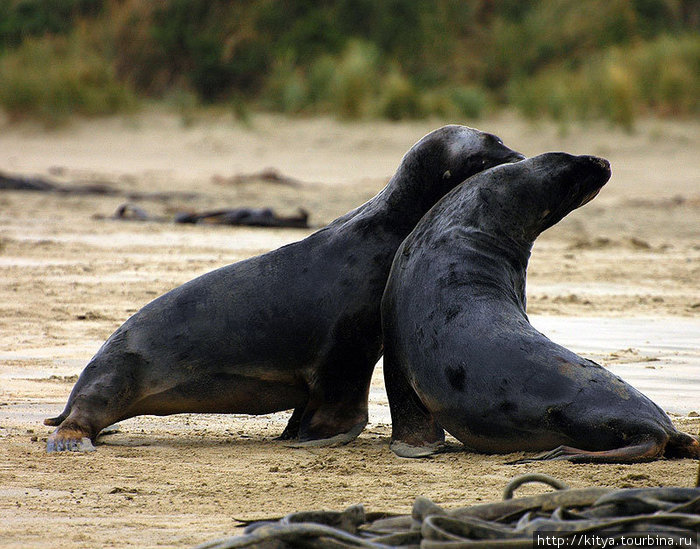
[0,172,116,194]
[213,168,304,188]
[1,171,309,226]
[192,474,700,548]
[0,171,198,201]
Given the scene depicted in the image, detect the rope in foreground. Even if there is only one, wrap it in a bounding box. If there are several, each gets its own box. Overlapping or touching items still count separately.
[194,473,700,548]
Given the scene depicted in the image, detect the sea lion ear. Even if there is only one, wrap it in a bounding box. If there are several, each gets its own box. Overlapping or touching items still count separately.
[443,170,451,179]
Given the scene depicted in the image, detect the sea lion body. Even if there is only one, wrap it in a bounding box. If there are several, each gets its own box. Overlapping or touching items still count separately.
[382,153,700,462]
[46,125,523,452]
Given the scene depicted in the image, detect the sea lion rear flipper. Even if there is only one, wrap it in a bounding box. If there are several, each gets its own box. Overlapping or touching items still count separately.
[46,417,98,453]
[511,438,665,464]
[664,431,700,459]
[390,440,445,458]
[46,434,96,453]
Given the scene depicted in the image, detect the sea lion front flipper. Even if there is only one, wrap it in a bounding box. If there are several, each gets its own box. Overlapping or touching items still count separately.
[512,438,665,464]
[286,420,367,448]
[383,349,445,458]
[46,422,96,453]
[389,440,444,458]
[275,406,304,441]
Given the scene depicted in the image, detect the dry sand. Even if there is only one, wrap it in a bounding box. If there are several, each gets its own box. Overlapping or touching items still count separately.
[0,111,698,548]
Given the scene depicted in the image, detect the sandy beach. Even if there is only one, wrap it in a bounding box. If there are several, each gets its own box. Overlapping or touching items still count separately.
[0,111,698,548]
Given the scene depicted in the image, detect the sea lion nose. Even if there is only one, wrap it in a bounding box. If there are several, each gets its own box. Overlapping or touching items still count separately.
[583,155,610,170]
[580,155,611,178]
[593,157,610,171]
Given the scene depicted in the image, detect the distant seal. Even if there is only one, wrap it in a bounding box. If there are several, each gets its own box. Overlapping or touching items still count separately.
[174,207,310,228]
[45,125,524,452]
[381,152,700,462]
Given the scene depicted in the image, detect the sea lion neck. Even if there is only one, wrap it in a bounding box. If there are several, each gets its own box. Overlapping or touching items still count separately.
[451,226,532,311]
[457,226,532,269]
[372,161,452,229]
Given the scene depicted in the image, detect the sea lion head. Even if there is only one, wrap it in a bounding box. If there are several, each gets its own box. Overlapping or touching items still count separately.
[466,152,611,243]
[398,125,524,210]
[526,152,610,236]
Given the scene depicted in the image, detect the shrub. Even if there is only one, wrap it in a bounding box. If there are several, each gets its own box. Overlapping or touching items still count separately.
[264,54,309,114]
[601,61,638,131]
[306,55,336,108]
[508,32,699,127]
[377,70,424,120]
[0,32,135,125]
[631,34,699,115]
[329,40,379,120]
[450,87,489,119]
[0,0,104,49]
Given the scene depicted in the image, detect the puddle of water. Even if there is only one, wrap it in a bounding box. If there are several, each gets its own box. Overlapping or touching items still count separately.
[530,316,700,355]
[529,282,688,297]
[369,316,699,420]
[529,316,699,414]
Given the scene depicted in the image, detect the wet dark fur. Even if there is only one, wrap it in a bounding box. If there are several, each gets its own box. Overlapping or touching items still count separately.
[382,153,700,462]
[45,125,523,451]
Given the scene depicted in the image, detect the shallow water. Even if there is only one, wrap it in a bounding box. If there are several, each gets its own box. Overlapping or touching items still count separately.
[2,316,697,425]
[526,315,698,415]
[369,316,700,423]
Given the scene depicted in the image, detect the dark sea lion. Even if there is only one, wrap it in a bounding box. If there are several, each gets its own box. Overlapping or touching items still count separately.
[174,207,310,228]
[105,204,309,227]
[381,152,700,462]
[45,125,524,452]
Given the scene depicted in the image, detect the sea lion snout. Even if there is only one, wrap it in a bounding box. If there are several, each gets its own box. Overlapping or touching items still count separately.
[578,155,611,179]
[594,157,610,171]
[587,155,610,170]
[574,155,611,208]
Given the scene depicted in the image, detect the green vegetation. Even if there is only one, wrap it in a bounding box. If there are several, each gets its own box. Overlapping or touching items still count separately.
[0,29,136,125]
[0,0,697,126]
[508,34,699,131]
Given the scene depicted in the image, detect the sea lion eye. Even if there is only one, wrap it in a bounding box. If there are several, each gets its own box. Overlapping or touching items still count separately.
[443,170,451,179]
[483,134,502,146]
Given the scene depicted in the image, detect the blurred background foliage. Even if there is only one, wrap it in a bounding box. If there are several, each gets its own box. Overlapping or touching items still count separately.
[0,0,697,126]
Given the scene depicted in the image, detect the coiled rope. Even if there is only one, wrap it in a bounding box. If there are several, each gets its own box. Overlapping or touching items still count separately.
[193,473,699,548]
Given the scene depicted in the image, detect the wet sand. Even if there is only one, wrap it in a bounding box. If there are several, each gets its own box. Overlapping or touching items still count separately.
[0,111,698,548]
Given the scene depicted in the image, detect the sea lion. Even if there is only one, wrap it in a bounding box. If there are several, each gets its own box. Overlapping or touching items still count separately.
[381,152,700,462]
[174,207,310,228]
[105,204,310,227]
[45,125,524,452]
